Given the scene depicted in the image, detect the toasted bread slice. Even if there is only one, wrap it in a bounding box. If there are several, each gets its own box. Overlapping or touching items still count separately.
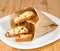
[16,34,34,42]
[5,28,14,37]
[17,21,35,34]
[14,11,36,24]
[6,26,29,37]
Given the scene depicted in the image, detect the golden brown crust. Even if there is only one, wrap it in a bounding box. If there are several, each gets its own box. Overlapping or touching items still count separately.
[6,26,29,37]
[6,7,36,42]
[16,34,34,42]
[5,28,14,37]
[17,21,35,35]
[14,11,36,24]
[14,26,29,34]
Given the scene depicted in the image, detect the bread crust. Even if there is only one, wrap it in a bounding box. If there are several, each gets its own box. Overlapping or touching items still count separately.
[14,11,36,24]
[16,34,34,42]
[6,26,29,37]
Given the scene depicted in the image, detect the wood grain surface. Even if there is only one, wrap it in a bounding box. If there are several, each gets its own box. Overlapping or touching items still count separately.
[0,0,60,51]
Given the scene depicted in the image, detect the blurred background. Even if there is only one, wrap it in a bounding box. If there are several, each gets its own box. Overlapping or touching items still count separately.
[0,0,60,51]
[0,0,60,18]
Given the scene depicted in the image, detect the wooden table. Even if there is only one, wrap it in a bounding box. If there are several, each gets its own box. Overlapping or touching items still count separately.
[0,0,60,51]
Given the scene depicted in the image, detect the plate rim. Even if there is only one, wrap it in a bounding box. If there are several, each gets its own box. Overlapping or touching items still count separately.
[0,28,60,49]
[0,15,60,49]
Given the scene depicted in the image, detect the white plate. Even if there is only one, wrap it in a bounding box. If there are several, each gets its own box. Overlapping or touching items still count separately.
[0,15,60,49]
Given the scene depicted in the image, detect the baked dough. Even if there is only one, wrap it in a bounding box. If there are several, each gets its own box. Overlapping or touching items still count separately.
[19,21,35,34]
[6,26,29,37]
[6,7,57,42]
[16,34,33,42]
[14,11,36,24]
